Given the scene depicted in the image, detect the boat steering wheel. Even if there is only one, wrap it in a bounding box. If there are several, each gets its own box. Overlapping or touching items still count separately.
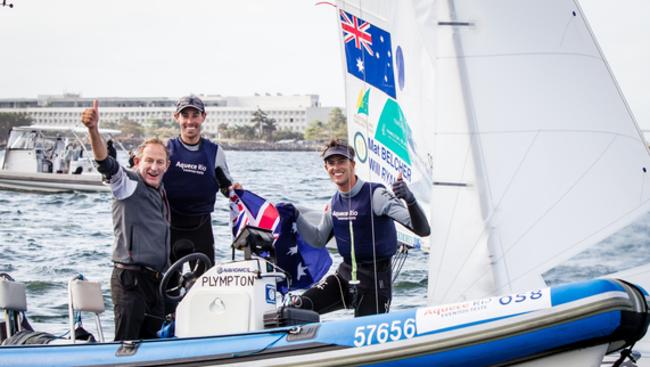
[160,253,212,304]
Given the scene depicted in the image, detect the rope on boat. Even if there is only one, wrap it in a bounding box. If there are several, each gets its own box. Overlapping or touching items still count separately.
[391,243,411,284]
[612,280,649,367]
[231,331,289,358]
[611,347,640,367]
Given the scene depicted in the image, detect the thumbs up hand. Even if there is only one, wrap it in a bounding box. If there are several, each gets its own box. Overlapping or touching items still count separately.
[81,99,99,130]
[392,171,415,205]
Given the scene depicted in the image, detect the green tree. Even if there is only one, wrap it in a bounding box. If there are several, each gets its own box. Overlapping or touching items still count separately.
[326,107,347,140]
[144,118,174,134]
[302,108,348,142]
[102,121,120,130]
[234,125,257,140]
[304,120,326,141]
[250,108,268,138]
[0,112,32,145]
[273,129,304,141]
[261,117,277,142]
[143,118,175,138]
[118,118,144,139]
[151,127,177,139]
[217,123,232,139]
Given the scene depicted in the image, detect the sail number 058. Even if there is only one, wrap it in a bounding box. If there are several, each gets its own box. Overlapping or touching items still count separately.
[353,318,416,347]
[498,290,544,306]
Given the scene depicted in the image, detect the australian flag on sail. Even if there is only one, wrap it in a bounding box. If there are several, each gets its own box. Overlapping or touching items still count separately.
[340,9,396,98]
[229,190,332,295]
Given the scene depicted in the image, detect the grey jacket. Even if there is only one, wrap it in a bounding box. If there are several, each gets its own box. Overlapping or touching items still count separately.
[102,161,170,272]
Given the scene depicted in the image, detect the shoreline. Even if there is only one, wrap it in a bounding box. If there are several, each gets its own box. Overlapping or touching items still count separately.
[0,139,324,152]
[219,140,320,152]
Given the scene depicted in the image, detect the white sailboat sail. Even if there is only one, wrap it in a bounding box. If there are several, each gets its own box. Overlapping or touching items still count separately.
[430,0,650,303]
[337,0,650,307]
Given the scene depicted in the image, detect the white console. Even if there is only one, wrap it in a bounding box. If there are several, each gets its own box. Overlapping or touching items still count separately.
[174,258,281,338]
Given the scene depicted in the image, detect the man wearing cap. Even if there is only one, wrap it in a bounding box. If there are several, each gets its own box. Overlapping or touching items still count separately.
[288,139,430,317]
[163,95,240,273]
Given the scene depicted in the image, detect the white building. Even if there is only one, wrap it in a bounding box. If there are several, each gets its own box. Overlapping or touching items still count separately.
[0,94,336,135]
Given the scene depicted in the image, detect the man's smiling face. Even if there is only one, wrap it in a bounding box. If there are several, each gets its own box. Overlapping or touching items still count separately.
[174,107,206,144]
[135,143,169,188]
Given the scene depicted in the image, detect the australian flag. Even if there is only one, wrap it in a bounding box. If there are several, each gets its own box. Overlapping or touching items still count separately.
[230,189,280,239]
[340,9,396,99]
[229,190,332,295]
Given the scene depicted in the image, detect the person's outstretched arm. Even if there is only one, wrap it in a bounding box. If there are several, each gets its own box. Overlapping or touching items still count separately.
[374,174,431,237]
[215,149,242,196]
[81,100,108,161]
[391,175,430,237]
[289,204,334,248]
[81,100,121,184]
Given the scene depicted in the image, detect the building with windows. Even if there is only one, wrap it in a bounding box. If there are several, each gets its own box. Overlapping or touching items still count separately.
[0,93,337,136]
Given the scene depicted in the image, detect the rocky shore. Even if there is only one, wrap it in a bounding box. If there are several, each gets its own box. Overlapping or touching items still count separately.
[219,139,321,151]
[99,138,323,152]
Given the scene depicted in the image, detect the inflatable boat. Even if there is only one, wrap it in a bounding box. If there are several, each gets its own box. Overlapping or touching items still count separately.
[1,252,648,366]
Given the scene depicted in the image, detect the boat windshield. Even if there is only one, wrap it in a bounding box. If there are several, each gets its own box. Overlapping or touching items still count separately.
[7,130,38,149]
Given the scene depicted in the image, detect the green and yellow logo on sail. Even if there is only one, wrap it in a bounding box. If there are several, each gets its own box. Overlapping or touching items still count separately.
[356,88,369,115]
[353,89,373,132]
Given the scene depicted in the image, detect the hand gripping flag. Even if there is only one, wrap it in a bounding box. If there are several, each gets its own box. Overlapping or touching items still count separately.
[230,189,281,240]
[229,189,332,294]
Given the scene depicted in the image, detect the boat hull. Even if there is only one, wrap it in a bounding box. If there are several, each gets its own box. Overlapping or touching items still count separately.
[0,278,647,367]
[0,171,108,193]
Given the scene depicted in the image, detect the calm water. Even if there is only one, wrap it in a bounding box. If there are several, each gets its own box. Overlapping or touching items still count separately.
[1,150,649,340]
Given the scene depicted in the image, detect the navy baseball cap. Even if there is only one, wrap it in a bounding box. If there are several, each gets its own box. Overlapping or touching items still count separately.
[175,95,205,113]
[322,144,354,161]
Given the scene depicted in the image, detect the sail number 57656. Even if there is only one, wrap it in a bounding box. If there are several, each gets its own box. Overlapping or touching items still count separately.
[353,318,416,347]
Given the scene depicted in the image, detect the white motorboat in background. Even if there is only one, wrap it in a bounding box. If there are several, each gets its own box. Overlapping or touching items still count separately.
[0,125,121,193]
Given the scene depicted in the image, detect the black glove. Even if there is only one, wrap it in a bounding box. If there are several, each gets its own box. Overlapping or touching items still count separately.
[392,179,415,205]
[278,203,300,220]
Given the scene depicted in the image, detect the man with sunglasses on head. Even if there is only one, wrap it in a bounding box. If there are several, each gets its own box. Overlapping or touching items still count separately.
[287,139,430,317]
[163,95,241,271]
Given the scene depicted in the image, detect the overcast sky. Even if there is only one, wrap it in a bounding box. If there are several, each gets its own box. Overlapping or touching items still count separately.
[0,0,647,126]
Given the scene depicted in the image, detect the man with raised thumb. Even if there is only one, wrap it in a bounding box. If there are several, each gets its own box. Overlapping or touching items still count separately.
[81,100,171,341]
